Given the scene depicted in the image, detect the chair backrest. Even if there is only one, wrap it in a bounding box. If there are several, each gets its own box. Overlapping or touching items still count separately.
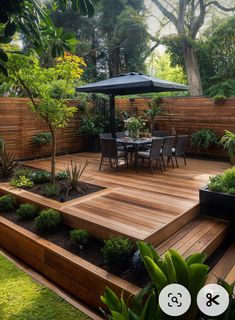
[175,135,189,154]
[116,132,126,138]
[99,133,112,139]
[100,138,117,158]
[162,136,175,156]
[150,138,164,159]
[152,130,168,137]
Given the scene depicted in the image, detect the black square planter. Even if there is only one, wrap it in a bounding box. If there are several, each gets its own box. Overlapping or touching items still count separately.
[200,186,235,223]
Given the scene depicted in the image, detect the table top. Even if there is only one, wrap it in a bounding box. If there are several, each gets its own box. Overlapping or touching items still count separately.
[117,137,153,145]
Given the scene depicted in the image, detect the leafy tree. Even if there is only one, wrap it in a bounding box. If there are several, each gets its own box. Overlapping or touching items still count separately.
[6,52,86,183]
[150,0,235,96]
[0,0,95,75]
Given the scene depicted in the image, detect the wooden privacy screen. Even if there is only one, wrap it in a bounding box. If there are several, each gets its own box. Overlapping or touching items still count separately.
[0,97,234,159]
[0,98,89,159]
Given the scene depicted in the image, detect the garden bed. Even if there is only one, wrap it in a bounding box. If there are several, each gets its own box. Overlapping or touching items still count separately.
[0,215,140,311]
[0,209,149,288]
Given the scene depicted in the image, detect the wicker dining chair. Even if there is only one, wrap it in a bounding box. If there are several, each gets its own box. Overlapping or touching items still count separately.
[172,135,189,167]
[99,138,128,171]
[161,136,176,170]
[138,138,164,174]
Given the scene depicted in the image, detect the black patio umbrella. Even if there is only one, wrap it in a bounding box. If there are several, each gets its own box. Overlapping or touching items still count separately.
[76,72,188,135]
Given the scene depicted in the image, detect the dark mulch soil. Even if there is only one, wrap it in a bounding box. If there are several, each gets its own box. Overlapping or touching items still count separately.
[24,180,104,203]
[1,211,150,287]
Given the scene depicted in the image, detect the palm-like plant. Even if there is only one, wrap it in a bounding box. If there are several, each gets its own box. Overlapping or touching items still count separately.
[220,130,235,164]
[65,160,89,196]
[144,98,164,133]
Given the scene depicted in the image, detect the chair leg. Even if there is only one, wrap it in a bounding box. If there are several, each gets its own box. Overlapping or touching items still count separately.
[171,156,175,169]
[99,156,103,171]
[183,154,187,166]
[161,157,166,171]
[126,155,129,168]
[158,158,163,172]
[142,158,144,168]
[175,156,179,168]
[150,160,154,175]
[109,158,112,168]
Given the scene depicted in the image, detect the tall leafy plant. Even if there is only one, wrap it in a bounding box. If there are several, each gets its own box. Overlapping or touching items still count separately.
[220,130,235,164]
[144,97,164,133]
[101,241,209,320]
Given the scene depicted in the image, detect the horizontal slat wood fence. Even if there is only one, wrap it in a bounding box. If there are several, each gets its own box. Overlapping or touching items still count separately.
[0,98,89,159]
[0,97,234,159]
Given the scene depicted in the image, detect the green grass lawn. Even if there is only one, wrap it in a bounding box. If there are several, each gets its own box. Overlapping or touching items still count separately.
[0,254,91,320]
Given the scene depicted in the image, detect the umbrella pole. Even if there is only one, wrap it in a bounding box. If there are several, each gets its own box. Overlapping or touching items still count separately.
[110,94,116,137]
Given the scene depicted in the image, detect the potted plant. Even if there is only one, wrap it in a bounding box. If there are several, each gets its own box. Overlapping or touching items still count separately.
[200,167,235,223]
[191,129,218,153]
[125,117,144,140]
[144,97,164,133]
[220,130,235,164]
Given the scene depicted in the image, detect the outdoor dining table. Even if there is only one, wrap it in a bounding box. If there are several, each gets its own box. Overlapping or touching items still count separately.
[117,137,154,173]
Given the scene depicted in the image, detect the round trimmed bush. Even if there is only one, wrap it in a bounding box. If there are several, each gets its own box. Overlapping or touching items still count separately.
[17,203,38,220]
[70,229,90,248]
[101,237,133,273]
[0,194,16,211]
[35,209,61,232]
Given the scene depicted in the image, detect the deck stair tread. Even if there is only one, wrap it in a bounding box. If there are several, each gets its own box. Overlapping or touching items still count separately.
[155,216,230,259]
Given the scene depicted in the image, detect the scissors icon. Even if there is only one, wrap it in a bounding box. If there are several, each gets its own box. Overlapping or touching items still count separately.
[206,293,220,307]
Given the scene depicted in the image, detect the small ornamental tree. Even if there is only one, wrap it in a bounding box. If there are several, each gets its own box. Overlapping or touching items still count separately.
[9,52,86,183]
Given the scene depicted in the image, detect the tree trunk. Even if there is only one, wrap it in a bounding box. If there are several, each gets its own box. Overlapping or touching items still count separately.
[49,125,56,184]
[182,41,203,96]
[110,47,120,77]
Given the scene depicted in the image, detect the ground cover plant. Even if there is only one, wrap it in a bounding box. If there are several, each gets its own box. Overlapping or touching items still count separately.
[0,254,90,320]
[208,167,235,194]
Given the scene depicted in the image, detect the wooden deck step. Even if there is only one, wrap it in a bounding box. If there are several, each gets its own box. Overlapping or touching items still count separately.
[207,243,235,284]
[155,216,230,259]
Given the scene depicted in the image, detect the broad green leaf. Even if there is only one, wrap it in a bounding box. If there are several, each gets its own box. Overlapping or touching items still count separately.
[131,283,153,315]
[101,287,122,313]
[188,263,209,299]
[137,241,154,260]
[140,291,158,320]
[143,257,168,292]
[186,253,207,266]
[165,252,177,283]
[169,249,189,288]
[111,311,126,320]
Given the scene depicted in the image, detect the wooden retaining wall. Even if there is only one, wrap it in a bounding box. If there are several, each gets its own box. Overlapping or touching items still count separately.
[0,97,235,159]
[0,98,89,159]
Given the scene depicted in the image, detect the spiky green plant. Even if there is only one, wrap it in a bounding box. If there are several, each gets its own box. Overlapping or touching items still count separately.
[220,130,235,164]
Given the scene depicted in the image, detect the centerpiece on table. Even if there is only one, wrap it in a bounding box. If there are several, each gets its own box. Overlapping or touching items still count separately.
[124,117,145,140]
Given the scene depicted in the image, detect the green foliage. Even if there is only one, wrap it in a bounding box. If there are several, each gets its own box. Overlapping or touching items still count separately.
[101,237,133,273]
[35,209,62,232]
[56,170,68,180]
[16,203,38,220]
[191,129,218,151]
[70,229,90,248]
[32,132,52,147]
[0,194,16,211]
[65,160,88,190]
[31,170,51,184]
[208,167,235,194]
[0,149,18,178]
[144,98,164,132]
[208,80,235,97]
[10,176,34,188]
[79,113,104,135]
[101,241,209,319]
[41,183,60,197]
[213,95,226,104]
[14,168,33,180]
[125,117,145,139]
[220,130,235,163]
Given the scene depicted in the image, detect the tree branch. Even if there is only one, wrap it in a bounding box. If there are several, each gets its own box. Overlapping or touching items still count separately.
[191,0,206,38]
[205,1,235,11]
[178,0,187,33]
[151,0,178,27]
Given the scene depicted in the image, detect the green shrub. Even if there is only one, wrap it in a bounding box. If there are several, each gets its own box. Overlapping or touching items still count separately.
[32,132,52,147]
[220,130,235,164]
[0,149,18,178]
[31,170,51,184]
[191,129,218,151]
[101,237,133,273]
[0,194,16,211]
[41,183,60,197]
[70,229,90,248]
[213,95,226,104]
[10,176,34,188]
[208,167,235,194]
[56,171,68,180]
[16,203,38,220]
[14,168,33,179]
[35,209,61,232]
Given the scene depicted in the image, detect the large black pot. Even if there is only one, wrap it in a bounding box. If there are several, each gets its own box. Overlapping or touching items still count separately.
[87,135,101,152]
[200,186,235,223]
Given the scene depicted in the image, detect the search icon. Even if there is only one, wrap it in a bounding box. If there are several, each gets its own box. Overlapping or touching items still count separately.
[171,296,179,304]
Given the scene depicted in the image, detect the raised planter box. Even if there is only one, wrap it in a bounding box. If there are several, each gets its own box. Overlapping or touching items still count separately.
[0,216,140,311]
[200,186,235,223]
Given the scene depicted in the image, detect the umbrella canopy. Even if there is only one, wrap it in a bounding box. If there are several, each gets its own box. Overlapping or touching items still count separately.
[76,72,188,95]
[76,72,188,136]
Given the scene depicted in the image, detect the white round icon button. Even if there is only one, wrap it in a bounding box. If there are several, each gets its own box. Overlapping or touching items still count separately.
[197,284,229,317]
[159,284,191,316]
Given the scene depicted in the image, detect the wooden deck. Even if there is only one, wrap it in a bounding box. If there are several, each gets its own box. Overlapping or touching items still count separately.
[22,153,230,246]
